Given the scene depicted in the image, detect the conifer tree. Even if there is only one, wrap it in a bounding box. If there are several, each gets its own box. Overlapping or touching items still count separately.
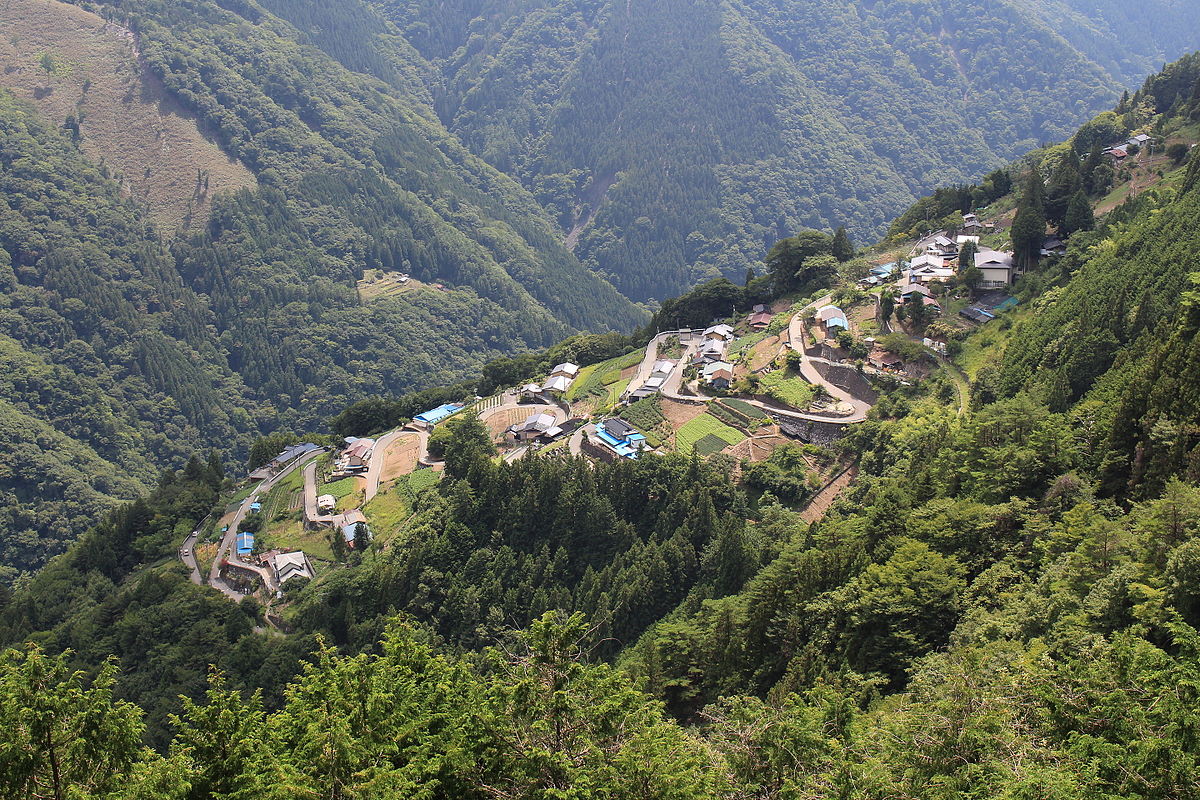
[831,226,855,262]
[1062,190,1094,236]
[1045,151,1082,225]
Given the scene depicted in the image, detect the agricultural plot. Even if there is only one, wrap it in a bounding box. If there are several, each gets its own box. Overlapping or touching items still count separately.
[567,350,644,401]
[759,370,817,409]
[363,490,410,544]
[262,517,333,564]
[675,413,746,455]
[261,468,304,522]
[483,407,529,438]
[319,477,359,499]
[722,398,768,419]
[400,470,444,494]
[356,271,424,303]
[620,397,667,431]
[728,330,770,358]
[379,434,421,482]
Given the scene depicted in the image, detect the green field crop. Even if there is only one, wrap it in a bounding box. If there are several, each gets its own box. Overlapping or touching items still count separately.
[318,477,359,499]
[721,398,768,419]
[676,413,745,455]
[567,350,644,400]
[759,370,816,409]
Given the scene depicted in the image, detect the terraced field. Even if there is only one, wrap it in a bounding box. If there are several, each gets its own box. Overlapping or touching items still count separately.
[356,271,424,303]
[675,413,746,456]
[566,350,643,401]
[759,369,817,409]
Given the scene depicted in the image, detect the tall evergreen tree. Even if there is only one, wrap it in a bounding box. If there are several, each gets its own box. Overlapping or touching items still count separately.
[1012,170,1048,268]
[831,226,855,262]
[1045,151,1083,225]
[1062,190,1095,236]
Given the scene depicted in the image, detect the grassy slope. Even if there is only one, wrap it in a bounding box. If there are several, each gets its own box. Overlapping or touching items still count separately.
[0,0,255,232]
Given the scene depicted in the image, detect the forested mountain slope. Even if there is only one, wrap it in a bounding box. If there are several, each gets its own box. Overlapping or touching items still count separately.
[0,91,265,581]
[370,0,1200,300]
[0,0,645,575]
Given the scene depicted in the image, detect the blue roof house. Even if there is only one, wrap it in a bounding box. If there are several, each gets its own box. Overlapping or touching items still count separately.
[414,403,465,426]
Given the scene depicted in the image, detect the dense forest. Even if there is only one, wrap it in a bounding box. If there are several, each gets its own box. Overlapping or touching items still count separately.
[369,0,1200,299]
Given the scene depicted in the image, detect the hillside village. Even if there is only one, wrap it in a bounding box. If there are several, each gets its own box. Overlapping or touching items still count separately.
[187,112,1200,619]
[195,230,993,606]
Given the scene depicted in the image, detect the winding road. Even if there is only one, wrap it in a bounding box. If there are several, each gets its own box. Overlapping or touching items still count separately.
[204,448,324,598]
[637,296,873,424]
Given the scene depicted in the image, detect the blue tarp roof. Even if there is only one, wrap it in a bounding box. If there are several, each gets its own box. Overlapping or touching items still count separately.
[415,403,465,425]
[248,502,261,511]
[236,532,254,556]
[824,317,849,329]
[596,424,640,458]
[871,262,897,275]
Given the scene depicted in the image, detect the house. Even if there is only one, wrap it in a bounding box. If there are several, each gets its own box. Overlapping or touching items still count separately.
[343,438,375,468]
[273,551,312,585]
[871,262,898,277]
[629,366,670,400]
[693,338,728,365]
[509,411,558,442]
[336,510,370,546]
[317,494,336,514]
[550,362,580,380]
[702,360,735,389]
[962,213,982,231]
[650,359,676,378]
[1107,146,1128,160]
[956,235,980,246]
[593,418,648,459]
[248,442,322,480]
[1127,133,1152,150]
[974,250,1016,289]
[815,305,849,332]
[900,283,932,302]
[342,521,371,547]
[960,306,996,323]
[519,383,544,401]
[752,304,767,313]
[703,324,735,341]
[868,350,904,370]
[929,235,958,257]
[909,264,956,284]
[603,418,637,439]
[1040,236,1066,257]
[748,310,773,330]
[910,253,945,271]
[922,295,943,314]
[541,375,573,395]
[413,403,464,427]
